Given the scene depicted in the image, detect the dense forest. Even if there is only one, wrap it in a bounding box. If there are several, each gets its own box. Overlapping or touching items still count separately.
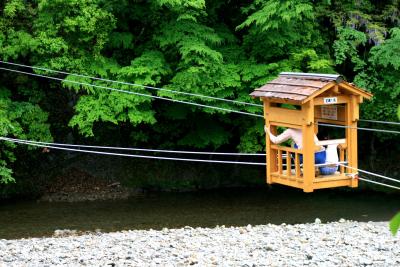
[0,0,399,193]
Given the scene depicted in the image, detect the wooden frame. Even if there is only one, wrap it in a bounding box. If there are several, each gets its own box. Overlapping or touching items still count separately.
[257,73,372,192]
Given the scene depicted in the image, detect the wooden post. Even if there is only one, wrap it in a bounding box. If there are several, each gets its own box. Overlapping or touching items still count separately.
[302,100,315,192]
[264,100,277,184]
[347,95,359,188]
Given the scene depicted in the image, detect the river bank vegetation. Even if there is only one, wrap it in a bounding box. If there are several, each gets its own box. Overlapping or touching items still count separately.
[0,0,399,198]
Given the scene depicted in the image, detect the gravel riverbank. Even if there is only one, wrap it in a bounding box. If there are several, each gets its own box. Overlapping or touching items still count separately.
[0,221,399,266]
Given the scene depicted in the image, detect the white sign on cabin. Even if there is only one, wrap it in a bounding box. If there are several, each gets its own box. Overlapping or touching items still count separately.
[321,105,338,120]
[323,97,338,104]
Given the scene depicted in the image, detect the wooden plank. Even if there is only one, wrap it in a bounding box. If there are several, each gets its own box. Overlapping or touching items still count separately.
[264,100,277,184]
[338,82,373,100]
[347,95,359,188]
[295,153,301,178]
[262,97,302,105]
[302,100,315,192]
[339,148,345,174]
[301,82,336,104]
[270,121,303,129]
[270,175,304,189]
[314,173,347,182]
[312,178,352,190]
[271,145,302,153]
[268,77,330,88]
[255,85,316,95]
[268,107,304,126]
[278,150,282,175]
[286,150,292,179]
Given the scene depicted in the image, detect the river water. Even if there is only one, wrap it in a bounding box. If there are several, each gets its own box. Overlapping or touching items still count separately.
[0,187,399,239]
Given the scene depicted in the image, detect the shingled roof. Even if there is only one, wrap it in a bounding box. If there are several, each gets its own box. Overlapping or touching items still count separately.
[250,72,347,103]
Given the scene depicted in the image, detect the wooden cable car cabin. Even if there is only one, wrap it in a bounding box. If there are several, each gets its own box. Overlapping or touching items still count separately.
[250,72,373,192]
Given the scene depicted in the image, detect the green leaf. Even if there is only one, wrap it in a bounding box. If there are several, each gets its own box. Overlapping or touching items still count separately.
[390,212,400,235]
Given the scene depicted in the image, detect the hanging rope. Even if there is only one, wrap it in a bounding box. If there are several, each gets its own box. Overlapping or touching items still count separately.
[0,137,265,156]
[0,67,264,118]
[357,177,400,190]
[359,119,400,126]
[0,60,263,108]
[2,63,400,134]
[0,138,266,166]
[318,122,400,134]
[337,162,400,184]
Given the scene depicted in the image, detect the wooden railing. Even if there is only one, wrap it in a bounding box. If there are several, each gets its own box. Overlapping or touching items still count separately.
[271,144,303,181]
[271,140,348,181]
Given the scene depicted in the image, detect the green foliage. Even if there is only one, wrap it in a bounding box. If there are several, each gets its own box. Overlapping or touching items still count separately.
[0,0,400,190]
[333,27,367,70]
[390,212,400,235]
[0,87,52,184]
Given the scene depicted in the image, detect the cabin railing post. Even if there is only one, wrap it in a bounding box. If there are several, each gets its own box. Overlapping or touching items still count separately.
[347,95,359,188]
[302,100,315,192]
[264,100,276,184]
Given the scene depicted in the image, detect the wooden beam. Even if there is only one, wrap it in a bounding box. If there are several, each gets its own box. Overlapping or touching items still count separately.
[268,107,303,126]
[339,82,373,100]
[271,145,302,153]
[346,96,359,188]
[264,100,276,184]
[301,82,336,104]
[269,122,303,129]
[302,100,315,192]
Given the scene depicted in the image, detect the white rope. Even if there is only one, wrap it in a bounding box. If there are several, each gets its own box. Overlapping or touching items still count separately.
[0,138,266,166]
[318,122,400,134]
[0,67,264,118]
[357,176,400,190]
[337,162,400,184]
[0,137,265,156]
[0,60,263,108]
[359,119,400,126]
[4,64,400,134]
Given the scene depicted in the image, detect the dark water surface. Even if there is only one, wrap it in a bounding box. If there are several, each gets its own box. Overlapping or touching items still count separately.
[0,187,399,239]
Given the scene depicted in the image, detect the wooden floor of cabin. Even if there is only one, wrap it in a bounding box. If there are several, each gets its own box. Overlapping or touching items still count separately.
[271,169,351,182]
[270,169,354,191]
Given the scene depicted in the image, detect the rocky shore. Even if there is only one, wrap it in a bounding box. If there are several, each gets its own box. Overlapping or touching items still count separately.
[0,220,398,266]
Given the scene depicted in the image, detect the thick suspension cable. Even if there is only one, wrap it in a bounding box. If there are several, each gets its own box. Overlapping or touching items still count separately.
[0,60,263,108]
[359,119,400,126]
[318,122,400,134]
[357,177,400,190]
[0,137,265,156]
[3,64,400,134]
[337,163,400,184]
[0,67,263,118]
[0,138,266,166]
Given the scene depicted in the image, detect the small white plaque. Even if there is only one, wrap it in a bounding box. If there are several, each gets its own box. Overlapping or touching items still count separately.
[323,97,338,104]
[321,105,338,120]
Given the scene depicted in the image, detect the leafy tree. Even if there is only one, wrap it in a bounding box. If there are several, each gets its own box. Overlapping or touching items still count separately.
[0,0,399,188]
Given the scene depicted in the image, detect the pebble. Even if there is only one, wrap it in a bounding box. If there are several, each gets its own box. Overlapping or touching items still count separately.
[0,221,398,266]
